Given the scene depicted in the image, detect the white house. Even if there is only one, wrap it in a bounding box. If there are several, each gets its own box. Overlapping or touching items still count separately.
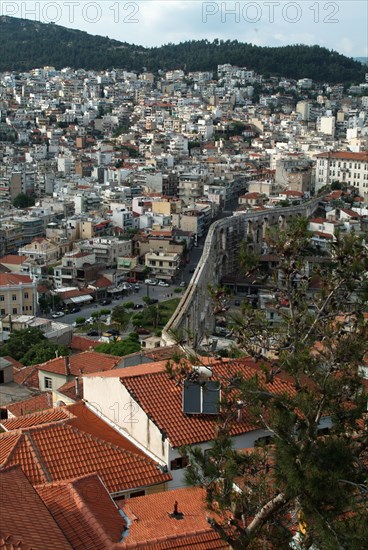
[83,358,296,490]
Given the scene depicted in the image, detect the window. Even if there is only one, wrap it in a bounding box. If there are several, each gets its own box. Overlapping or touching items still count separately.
[0,295,4,301]
[170,457,189,470]
[0,309,5,315]
[24,292,29,299]
[44,377,53,389]
[12,294,16,301]
[12,308,17,314]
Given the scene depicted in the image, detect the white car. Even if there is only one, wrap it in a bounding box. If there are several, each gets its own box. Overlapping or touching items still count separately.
[52,311,65,318]
[145,279,158,285]
[158,281,169,287]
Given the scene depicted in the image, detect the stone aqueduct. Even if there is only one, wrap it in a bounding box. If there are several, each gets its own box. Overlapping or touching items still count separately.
[161,197,322,348]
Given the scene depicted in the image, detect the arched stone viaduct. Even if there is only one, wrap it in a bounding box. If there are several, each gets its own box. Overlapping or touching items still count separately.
[161,197,322,348]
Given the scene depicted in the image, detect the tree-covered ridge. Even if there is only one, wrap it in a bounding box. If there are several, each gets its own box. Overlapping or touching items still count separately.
[0,16,365,83]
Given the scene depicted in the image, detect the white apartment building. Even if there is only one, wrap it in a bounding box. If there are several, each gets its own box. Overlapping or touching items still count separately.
[315,151,368,199]
[79,238,132,268]
[145,251,180,281]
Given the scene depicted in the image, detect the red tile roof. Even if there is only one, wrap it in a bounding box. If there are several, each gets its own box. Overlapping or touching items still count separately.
[114,358,296,447]
[0,255,28,265]
[340,208,360,218]
[36,474,126,550]
[95,276,113,288]
[0,466,72,549]
[0,422,171,494]
[314,231,334,240]
[316,151,368,161]
[70,335,100,351]
[37,350,121,376]
[67,402,147,457]
[59,288,94,299]
[4,392,52,417]
[84,361,168,379]
[120,487,227,549]
[12,365,40,389]
[0,273,33,286]
[1,407,73,431]
[56,378,84,401]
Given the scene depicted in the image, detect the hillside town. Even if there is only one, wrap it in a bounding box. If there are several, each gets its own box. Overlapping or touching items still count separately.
[0,63,367,549]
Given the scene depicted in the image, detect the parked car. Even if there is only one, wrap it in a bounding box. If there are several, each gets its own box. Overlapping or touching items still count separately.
[158,281,169,287]
[87,330,99,337]
[179,281,186,287]
[147,298,158,305]
[52,311,65,318]
[86,317,94,324]
[101,299,112,306]
[144,279,158,285]
[135,327,151,335]
[70,306,81,314]
[133,304,143,309]
[189,268,195,274]
[106,328,119,336]
[134,284,141,291]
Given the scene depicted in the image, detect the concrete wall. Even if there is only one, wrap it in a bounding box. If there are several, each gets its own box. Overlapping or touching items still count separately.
[167,428,271,489]
[84,375,168,464]
[38,370,69,392]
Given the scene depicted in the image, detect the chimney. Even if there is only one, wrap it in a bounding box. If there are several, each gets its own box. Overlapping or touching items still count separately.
[75,376,80,399]
[236,400,244,422]
[169,500,183,519]
[65,356,71,376]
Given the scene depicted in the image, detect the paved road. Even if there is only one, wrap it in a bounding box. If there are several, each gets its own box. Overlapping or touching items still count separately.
[49,243,206,327]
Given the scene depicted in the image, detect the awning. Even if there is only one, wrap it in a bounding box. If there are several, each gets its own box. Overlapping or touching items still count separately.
[69,295,93,304]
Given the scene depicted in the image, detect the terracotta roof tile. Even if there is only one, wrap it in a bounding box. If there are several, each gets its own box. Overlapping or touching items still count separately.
[117,358,296,447]
[36,474,126,550]
[95,276,113,288]
[12,365,40,389]
[120,487,227,549]
[0,255,28,265]
[4,393,52,417]
[84,361,167,379]
[56,378,84,401]
[1,407,74,431]
[67,402,147,457]
[36,350,121,376]
[0,273,33,286]
[0,466,72,549]
[316,151,368,161]
[0,422,171,494]
[70,336,100,351]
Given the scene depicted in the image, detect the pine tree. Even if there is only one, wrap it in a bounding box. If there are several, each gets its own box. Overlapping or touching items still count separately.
[178,219,368,549]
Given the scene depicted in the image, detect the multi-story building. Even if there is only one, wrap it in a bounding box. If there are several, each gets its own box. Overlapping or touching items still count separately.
[315,151,368,199]
[53,251,97,288]
[0,273,37,317]
[79,237,132,268]
[0,222,23,255]
[18,237,59,264]
[13,216,45,244]
[145,251,180,281]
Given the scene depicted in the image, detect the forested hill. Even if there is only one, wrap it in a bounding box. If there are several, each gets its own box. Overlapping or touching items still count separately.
[0,16,365,83]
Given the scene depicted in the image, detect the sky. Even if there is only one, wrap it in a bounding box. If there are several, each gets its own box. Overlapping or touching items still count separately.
[2,1,367,57]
